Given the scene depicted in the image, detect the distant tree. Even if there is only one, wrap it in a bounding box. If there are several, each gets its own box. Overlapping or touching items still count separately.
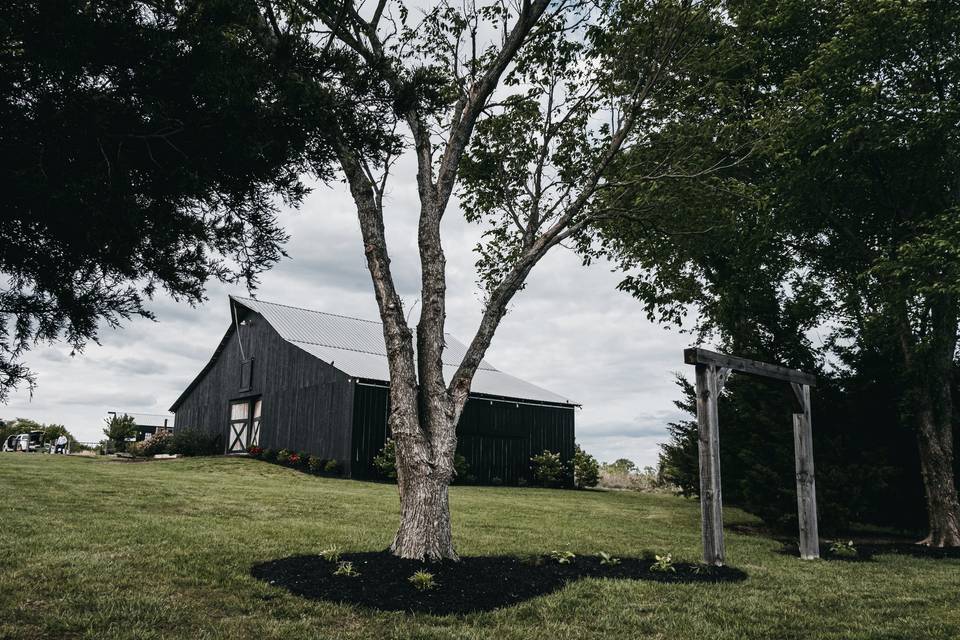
[103,414,137,452]
[0,0,346,400]
[604,458,638,476]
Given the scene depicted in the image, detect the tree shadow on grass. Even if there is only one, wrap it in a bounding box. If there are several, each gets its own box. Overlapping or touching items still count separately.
[777,540,960,562]
[251,551,747,615]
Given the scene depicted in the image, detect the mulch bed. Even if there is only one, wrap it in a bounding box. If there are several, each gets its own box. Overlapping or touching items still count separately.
[251,551,747,615]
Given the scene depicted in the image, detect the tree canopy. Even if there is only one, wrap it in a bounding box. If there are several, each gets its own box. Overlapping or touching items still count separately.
[0,0,345,400]
[599,0,960,544]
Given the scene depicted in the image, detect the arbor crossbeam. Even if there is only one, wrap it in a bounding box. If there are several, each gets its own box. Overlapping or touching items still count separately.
[685,347,820,565]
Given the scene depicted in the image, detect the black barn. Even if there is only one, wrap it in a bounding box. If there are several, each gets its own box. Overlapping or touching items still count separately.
[170,296,577,483]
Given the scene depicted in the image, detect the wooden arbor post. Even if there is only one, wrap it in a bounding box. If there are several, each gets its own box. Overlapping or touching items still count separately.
[684,348,820,565]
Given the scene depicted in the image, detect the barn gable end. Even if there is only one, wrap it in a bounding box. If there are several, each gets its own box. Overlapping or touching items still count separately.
[170,301,355,469]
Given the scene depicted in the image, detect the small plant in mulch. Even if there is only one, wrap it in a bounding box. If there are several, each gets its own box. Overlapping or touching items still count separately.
[319,546,342,563]
[650,554,676,573]
[408,570,437,591]
[549,550,576,564]
[691,563,715,576]
[598,551,621,566]
[829,540,858,558]
[333,561,360,577]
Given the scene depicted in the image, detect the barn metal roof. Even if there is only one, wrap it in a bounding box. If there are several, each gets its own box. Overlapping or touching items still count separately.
[231,295,575,406]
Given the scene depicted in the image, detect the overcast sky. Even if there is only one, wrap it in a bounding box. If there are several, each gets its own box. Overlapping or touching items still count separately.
[4,152,700,469]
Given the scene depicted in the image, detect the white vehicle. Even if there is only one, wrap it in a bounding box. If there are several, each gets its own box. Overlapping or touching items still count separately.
[2,431,44,452]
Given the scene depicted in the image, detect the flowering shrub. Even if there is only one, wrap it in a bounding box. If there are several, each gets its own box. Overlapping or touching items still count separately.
[373,438,398,480]
[127,431,173,457]
[287,452,301,465]
[531,450,564,487]
[247,445,264,457]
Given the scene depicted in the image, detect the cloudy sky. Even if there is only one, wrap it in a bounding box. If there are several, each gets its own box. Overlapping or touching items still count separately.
[5,152,701,468]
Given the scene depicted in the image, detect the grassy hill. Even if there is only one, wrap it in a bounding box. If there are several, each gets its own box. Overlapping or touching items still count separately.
[0,454,958,639]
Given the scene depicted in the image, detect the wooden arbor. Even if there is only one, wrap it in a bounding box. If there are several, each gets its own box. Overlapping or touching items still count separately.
[683,347,820,565]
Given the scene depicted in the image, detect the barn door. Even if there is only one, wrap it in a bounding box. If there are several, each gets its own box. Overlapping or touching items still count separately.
[229,401,250,453]
[250,400,262,447]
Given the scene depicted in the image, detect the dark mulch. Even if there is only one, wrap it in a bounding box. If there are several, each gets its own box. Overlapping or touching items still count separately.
[251,551,747,615]
[779,540,960,562]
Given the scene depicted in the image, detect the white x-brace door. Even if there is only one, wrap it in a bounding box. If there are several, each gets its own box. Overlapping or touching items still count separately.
[229,401,250,453]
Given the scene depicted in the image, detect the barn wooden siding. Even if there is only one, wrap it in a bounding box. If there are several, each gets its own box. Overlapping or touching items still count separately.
[350,383,576,484]
[171,308,355,470]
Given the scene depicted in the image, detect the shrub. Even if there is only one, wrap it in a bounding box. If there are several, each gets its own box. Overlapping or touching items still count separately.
[167,429,220,456]
[126,439,149,457]
[247,445,264,458]
[453,453,469,481]
[531,450,564,487]
[287,452,301,465]
[324,459,343,475]
[829,540,858,558]
[549,550,575,564]
[276,449,291,464]
[650,554,675,573]
[573,445,600,489]
[297,451,311,467]
[308,455,326,473]
[372,438,398,480]
[408,570,437,591]
[141,432,173,457]
[262,448,277,462]
[333,561,359,577]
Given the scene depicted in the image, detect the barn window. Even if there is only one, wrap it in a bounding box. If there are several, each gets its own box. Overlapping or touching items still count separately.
[239,358,254,392]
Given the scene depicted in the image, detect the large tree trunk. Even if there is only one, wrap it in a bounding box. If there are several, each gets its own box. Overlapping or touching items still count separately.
[390,417,458,561]
[389,392,460,561]
[915,394,960,546]
[898,295,960,547]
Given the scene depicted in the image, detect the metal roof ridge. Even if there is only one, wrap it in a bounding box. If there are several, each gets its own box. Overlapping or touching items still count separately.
[291,338,500,371]
[231,295,478,343]
[230,294,384,326]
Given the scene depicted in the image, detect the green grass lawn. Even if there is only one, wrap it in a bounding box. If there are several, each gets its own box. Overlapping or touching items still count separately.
[1,454,958,640]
